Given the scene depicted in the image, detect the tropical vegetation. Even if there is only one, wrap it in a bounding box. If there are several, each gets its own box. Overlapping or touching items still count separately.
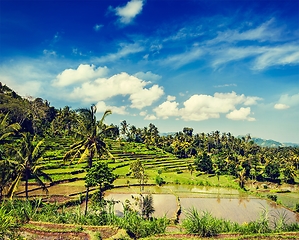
[0,82,299,239]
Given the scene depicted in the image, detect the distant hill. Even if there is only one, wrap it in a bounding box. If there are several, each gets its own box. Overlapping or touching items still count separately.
[251,138,299,147]
[160,132,299,148]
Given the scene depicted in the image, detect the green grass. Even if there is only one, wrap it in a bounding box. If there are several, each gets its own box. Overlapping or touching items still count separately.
[44,168,83,174]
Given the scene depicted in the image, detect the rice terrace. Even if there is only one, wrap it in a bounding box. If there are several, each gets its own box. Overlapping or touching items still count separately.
[0,83,299,239]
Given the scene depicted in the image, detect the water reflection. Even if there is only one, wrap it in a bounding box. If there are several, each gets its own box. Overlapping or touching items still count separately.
[105,185,298,224]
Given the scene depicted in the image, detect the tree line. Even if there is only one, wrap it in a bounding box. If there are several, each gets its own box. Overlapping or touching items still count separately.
[0,82,298,202]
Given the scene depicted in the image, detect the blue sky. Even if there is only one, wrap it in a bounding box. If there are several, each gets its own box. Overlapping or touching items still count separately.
[1,0,299,143]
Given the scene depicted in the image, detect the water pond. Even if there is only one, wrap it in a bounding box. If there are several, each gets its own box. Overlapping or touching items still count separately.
[105,185,299,224]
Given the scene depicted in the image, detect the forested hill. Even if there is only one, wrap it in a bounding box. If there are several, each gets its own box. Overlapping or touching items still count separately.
[251,138,299,147]
[0,82,56,134]
[1,82,298,147]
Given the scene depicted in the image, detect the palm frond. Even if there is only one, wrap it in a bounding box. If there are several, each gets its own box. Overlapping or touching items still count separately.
[98,110,112,128]
[33,174,49,193]
[31,140,45,161]
[78,148,90,163]
[6,174,22,199]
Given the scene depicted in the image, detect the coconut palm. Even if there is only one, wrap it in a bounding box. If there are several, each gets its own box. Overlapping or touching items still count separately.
[0,113,20,143]
[0,158,17,200]
[237,168,247,189]
[63,105,114,214]
[139,193,155,219]
[7,132,52,199]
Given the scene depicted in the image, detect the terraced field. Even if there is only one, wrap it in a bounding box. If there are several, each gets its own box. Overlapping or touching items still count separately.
[14,137,194,202]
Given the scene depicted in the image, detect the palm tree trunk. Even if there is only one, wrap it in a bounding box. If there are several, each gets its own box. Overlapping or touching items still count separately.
[84,186,89,215]
[25,171,29,200]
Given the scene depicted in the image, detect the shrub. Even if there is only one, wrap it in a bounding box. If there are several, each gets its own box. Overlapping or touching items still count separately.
[117,210,168,239]
[267,194,277,202]
[155,175,165,186]
[183,208,222,237]
[240,208,271,234]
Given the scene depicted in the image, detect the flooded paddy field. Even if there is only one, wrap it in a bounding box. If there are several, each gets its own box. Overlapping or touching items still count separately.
[105,185,299,224]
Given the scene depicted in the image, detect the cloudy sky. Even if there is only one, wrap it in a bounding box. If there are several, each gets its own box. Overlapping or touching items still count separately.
[1,0,299,143]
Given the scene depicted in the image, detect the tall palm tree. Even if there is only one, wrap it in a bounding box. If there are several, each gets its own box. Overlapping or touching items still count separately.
[0,113,21,199]
[7,133,52,199]
[63,105,113,214]
[0,113,21,143]
[0,158,17,200]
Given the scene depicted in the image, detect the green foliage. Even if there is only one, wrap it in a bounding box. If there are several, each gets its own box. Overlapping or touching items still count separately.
[7,133,52,199]
[155,175,165,186]
[267,194,277,202]
[265,161,280,181]
[183,208,225,237]
[85,161,116,189]
[139,194,155,219]
[130,159,147,191]
[117,210,168,239]
[240,208,271,234]
[194,152,213,174]
[0,203,20,239]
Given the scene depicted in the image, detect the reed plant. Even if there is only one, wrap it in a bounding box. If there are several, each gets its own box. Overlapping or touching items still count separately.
[0,203,21,239]
[183,208,232,237]
[116,209,168,239]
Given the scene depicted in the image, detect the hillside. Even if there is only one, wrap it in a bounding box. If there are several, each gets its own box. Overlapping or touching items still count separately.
[252,137,299,147]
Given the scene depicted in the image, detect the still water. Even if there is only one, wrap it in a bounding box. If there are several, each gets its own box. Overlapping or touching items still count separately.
[105,185,299,224]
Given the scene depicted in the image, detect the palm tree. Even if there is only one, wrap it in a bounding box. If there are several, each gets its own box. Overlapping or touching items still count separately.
[63,105,113,214]
[0,113,21,199]
[0,113,21,143]
[237,168,247,189]
[139,193,155,219]
[7,133,52,199]
[0,158,17,200]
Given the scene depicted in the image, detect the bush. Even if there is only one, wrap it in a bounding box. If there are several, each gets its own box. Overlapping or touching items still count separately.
[240,209,271,234]
[295,203,299,213]
[117,210,168,239]
[183,208,223,237]
[267,194,277,202]
[0,203,21,239]
[155,175,165,186]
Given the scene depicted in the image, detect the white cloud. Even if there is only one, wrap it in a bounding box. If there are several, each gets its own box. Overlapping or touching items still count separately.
[96,101,128,115]
[163,47,203,68]
[277,93,299,107]
[211,46,265,68]
[93,24,103,31]
[95,43,144,63]
[52,64,108,87]
[243,96,263,105]
[210,44,299,70]
[214,83,237,88]
[1,76,42,97]
[134,71,161,81]
[153,91,261,121]
[153,100,180,119]
[129,84,164,109]
[159,18,298,71]
[274,103,290,110]
[43,49,57,56]
[253,44,299,70]
[114,0,144,24]
[167,95,176,101]
[144,114,157,120]
[164,26,203,42]
[226,107,255,121]
[0,60,54,97]
[208,18,280,44]
[139,111,147,116]
[53,68,164,109]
